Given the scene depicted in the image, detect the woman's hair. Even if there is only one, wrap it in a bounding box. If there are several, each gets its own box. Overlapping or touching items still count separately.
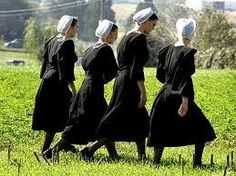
[148,13,158,21]
[111,24,118,32]
[71,18,78,27]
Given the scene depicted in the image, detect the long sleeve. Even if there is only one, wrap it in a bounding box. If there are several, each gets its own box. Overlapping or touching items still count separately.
[130,34,149,81]
[156,45,170,83]
[59,40,78,83]
[183,48,197,76]
[179,48,197,101]
[100,46,118,84]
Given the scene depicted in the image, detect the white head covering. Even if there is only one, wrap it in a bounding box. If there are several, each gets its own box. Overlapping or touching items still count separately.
[57,15,77,34]
[133,7,155,24]
[95,19,114,38]
[176,18,196,39]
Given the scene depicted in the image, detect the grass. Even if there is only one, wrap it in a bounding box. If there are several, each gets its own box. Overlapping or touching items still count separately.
[0,50,236,175]
[0,49,39,66]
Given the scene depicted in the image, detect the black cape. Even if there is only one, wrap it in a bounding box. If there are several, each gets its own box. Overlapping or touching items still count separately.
[32,36,77,132]
[96,32,150,142]
[147,44,216,147]
[62,43,118,144]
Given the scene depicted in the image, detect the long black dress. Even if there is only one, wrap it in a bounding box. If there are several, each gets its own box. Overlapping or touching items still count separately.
[96,32,150,142]
[147,44,216,147]
[62,42,118,144]
[32,36,78,132]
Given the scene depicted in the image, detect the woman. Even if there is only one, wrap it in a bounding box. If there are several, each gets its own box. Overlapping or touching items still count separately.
[147,18,216,167]
[32,15,78,154]
[44,19,119,158]
[82,8,158,160]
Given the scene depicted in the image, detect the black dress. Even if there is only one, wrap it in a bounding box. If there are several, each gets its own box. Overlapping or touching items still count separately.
[32,36,78,132]
[147,44,216,147]
[96,32,150,142]
[62,42,118,144]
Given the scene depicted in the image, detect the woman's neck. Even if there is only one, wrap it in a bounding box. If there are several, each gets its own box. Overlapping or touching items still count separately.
[127,25,143,35]
[183,38,191,46]
[175,38,190,46]
[98,38,107,43]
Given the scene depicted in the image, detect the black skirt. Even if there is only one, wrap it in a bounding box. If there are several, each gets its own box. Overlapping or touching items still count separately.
[62,78,107,144]
[32,72,71,132]
[96,71,149,142]
[147,87,216,147]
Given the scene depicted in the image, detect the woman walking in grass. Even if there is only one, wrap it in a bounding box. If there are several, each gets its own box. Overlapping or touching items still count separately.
[43,19,119,159]
[147,18,216,167]
[80,8,158,161]
[32,15,79,156]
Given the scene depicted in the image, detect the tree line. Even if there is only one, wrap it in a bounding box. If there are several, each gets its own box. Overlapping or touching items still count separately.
[0,0,115,42]
[1,0,236,68]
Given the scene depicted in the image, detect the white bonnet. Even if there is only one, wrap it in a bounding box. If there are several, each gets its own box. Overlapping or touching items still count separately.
[176,18,196,39]
[57,15,78,34]
[95,19,114,38]
[133,7,155,24]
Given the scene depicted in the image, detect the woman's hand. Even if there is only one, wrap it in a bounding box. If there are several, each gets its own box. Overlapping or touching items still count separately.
[68,81,76,102]
[138,90,147,108]
[137,80,147,108]
[178,96,188,117]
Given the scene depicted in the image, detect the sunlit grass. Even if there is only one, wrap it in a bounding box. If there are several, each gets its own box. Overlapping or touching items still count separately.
[0,60,236,175]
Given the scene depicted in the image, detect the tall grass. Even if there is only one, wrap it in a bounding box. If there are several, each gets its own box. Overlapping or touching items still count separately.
[0,66,236,175]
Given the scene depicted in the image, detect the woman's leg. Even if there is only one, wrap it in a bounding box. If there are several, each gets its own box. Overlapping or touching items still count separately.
[105,141,118,159]
[52,138,71,152]
[193,143,205,167]
[136,139,146,160]
[154,146,164,165]
[80,138,111,159]
[42,131,55,153]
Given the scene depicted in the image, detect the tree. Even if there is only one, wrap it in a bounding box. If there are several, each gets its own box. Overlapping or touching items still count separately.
[193,10,236,68]
[24,17,57,60]
[104,0,116,22]
[80,1,100,42]
[24,17,42,51]
[80,0,116,42]
[193,10,236,51]
[24,17,43,59]
[144,1,190,66]
[0,0,29,41]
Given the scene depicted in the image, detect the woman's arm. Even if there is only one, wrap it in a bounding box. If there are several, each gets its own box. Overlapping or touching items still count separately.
[137,80,147,108]
[178,96,188,117]
[68,81,76,101]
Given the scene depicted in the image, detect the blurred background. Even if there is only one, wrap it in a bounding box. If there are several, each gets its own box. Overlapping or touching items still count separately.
[0,0,236,68]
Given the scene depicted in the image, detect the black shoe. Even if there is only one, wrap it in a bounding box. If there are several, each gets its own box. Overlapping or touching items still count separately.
[42,148,52,159]
[108,151,119,161]
[64,144,77,153]
[193,163,209,169]
[80,147,93,160]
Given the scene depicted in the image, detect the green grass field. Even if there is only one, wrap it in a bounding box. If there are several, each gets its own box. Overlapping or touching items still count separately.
[0,50,236,175]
